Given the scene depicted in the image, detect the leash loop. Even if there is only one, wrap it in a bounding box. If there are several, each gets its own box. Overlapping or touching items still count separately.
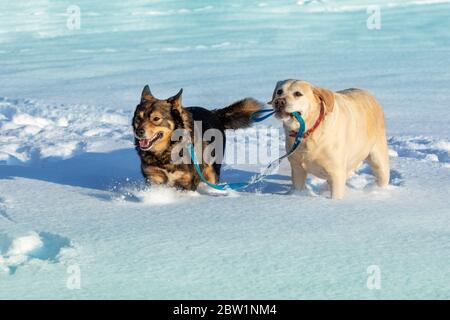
[188,111,305,191]
[188,145,248,191]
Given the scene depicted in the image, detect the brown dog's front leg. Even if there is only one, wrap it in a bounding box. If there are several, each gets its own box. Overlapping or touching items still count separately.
[202,165,218,185]
[173,171,196,191]
[142,165,168,186]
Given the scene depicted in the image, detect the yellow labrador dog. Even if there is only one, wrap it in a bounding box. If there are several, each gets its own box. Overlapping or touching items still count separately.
[269,79,390,199]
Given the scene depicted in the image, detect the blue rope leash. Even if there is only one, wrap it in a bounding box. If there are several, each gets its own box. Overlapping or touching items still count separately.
[188,110,305,191]
[250,108,276,122]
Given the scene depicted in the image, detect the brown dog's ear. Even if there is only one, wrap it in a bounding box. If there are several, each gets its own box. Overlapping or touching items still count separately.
[167,88,191,130]
[313,87,335,113]
[141,85,154,103]
[167,88,183,108]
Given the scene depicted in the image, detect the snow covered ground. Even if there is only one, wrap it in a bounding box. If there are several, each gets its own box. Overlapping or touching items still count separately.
[0,0,449,299]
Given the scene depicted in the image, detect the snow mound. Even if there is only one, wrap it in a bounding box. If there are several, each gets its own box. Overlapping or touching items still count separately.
[0,232,74,274]
[389,136,450,165]
[0,97,133,166]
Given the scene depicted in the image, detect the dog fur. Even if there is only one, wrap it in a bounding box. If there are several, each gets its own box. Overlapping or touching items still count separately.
[132,85,262,190]
[269,79,390,199]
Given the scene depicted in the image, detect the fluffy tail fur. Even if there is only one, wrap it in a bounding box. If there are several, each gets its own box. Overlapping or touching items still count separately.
[213,98,263,130]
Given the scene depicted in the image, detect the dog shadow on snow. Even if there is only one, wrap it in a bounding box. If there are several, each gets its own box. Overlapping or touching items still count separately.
[0,149,292,203]
[0,149,403,204]
[0,148,143,191]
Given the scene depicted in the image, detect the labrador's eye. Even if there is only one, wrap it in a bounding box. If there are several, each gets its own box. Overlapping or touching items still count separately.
[276,89,283,95]
[294,91,303,97]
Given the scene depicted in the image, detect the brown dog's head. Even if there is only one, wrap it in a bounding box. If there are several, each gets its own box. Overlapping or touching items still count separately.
[268,80,335,121]
[132,85,187,154]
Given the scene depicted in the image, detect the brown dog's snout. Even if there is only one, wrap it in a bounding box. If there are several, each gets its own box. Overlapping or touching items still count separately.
[136,128,145,137]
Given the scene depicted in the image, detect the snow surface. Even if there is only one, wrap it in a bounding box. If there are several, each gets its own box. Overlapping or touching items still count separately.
[0,0,449,299]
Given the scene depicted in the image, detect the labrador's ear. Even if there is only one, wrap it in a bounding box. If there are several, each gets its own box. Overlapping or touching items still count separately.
[313,87,335,113]
[141,85,154,103]
[268,81,283,105]
[167,88,183,108]
[267,88,276,105]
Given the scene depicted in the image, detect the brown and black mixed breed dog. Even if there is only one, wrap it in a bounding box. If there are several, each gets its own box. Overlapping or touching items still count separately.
[132,85,262,190]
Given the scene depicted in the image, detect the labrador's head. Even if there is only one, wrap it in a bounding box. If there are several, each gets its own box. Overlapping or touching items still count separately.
[269,79,334,121]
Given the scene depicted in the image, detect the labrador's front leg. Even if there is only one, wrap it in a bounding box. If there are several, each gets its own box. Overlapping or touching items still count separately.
[328,170,346,200]
[291,163,307,191]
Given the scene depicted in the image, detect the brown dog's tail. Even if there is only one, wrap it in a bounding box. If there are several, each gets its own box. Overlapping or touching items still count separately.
[213,98,263,130]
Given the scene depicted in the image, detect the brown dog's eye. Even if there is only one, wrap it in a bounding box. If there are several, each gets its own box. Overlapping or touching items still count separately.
[276,89,283,95]
[294,91,303,97]
[152,116,161,123]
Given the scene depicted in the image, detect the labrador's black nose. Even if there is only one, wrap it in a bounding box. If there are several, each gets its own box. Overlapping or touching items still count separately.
[274,98,286,110]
